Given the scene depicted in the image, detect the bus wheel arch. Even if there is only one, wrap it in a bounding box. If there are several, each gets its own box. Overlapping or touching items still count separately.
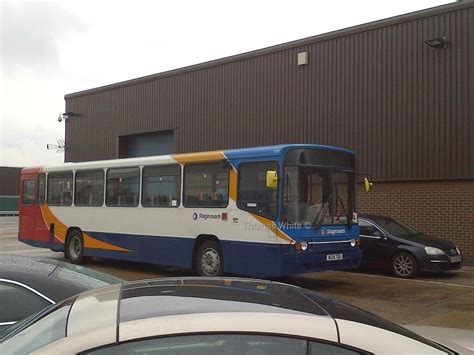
[192,235,224,277]
[65,228,85,264]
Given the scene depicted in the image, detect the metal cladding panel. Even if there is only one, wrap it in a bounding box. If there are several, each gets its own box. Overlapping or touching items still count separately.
[65,3,473,181]
[0,167,21,196]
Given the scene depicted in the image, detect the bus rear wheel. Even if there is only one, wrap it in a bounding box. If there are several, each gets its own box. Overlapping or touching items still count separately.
[65,230,85,264]
[196,240,224,277]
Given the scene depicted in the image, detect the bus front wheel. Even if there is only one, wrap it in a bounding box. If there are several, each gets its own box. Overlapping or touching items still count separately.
[65,230,85,264]
[195,240,224,277]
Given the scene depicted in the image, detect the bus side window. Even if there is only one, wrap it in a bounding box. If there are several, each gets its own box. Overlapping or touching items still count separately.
[183,162,229,208]
[237,161,278,220]
[106,167,140,207]
[142,165,181,207]
[47,172,73,206]
[37,174,46,205]
[75,169,104,207]
[21,180,36,205]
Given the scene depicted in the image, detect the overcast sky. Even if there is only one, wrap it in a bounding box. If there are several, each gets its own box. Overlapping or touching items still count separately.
[0,0,452,167]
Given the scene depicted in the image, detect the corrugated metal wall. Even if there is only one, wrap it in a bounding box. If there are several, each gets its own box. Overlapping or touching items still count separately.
[0,167,21,196]
[65,3,473,182]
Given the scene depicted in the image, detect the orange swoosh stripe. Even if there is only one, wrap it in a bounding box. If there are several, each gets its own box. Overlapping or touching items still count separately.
[172,151,224,164]
[229,167,237,201]
[40,205,130,252]
[251,214,293,243]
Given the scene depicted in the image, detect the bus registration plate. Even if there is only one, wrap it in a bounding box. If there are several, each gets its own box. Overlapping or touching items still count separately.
[326,253,343,261]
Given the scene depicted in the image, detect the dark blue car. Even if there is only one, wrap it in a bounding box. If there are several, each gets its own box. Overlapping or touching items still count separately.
[358,215,462,278]
[0,255,123,330]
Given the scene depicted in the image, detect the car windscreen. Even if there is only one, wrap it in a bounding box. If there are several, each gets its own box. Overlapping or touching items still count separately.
[43,259,123,288]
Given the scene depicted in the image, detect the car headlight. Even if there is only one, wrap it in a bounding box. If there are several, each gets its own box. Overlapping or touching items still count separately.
[425,246,444,255]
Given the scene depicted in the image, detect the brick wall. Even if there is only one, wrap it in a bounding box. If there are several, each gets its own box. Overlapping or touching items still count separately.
[357,179,474,262]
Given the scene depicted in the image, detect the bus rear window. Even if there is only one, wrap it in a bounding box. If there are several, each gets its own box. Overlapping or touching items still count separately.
[21,180,36,205]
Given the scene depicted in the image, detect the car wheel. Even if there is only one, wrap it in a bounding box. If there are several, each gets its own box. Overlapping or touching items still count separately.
[392,252,418,278]
[65,230,85,264]
[196,240,224,277]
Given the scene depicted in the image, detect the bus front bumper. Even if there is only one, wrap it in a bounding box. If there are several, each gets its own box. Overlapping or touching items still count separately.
[281,247,362,276]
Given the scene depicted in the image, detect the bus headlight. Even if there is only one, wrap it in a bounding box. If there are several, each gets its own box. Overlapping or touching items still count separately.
[301,241,308,251]
[350,238,357,247]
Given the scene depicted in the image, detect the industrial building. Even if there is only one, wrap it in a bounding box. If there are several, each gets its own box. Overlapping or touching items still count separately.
[0,167,21,215]
[63,2,473,260]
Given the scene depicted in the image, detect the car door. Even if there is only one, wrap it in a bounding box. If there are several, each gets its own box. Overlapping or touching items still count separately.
[359,219,391,269]
[0,280,53,330]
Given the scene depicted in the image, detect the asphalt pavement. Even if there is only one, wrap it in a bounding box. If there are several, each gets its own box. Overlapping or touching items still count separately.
[1,216,473,330]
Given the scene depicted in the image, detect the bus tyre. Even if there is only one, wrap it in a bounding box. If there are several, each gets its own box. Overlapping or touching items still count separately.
[65,230,85,264]
[196,240,224,277]
[392,252,418,278]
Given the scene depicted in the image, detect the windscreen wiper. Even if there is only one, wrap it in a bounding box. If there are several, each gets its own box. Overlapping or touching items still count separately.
[314,203,330,231]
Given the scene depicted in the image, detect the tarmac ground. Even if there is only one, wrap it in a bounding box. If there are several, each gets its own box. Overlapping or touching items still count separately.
[1,216,473,330]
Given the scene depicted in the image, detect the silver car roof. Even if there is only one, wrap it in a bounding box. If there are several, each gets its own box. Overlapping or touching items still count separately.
[18,277,454,354]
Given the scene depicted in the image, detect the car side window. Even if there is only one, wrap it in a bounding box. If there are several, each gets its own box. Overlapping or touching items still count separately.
[359,221,379,237]
[0,281,52,323]
[309,340,361,354]
[0,301,71,354]
[85,334,308,355]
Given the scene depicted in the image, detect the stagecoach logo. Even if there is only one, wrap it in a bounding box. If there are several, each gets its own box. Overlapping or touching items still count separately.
[321,228,346,236]
[193,212,221,221]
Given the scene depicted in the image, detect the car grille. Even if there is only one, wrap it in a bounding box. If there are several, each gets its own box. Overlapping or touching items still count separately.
[444,248,458,256]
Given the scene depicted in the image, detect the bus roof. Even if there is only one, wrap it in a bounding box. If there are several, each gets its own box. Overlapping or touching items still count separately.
[34,144,354,172]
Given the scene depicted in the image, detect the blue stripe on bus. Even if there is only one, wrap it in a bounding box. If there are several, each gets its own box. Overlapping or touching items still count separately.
[18,237,64,252]
[85,231,195,269]
[224,144,355,161]
[20,232,361,277]
[84,231,360,277]
[224,144,355,172]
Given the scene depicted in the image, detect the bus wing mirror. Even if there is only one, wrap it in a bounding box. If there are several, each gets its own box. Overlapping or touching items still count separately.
[266,171,278,188]
[364,177,373,192]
